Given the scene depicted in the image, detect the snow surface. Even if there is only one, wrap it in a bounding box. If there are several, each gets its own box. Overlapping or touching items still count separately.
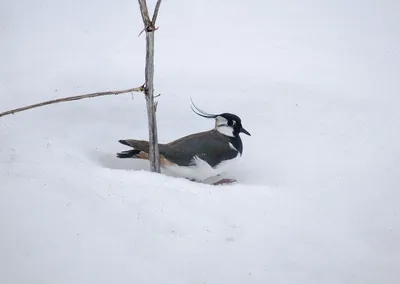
[1,0,400,283]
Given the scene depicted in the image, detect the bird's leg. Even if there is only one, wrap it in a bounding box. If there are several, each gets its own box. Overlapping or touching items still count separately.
[211,178,237,185]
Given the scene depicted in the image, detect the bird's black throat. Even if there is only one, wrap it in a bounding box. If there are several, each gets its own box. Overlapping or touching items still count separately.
[229,135,243,155]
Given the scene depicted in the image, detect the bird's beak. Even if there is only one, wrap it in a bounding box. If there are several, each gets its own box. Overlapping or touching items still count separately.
[241,127,251,136]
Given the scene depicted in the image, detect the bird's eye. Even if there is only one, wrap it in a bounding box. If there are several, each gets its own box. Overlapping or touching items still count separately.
[228,120,233,126]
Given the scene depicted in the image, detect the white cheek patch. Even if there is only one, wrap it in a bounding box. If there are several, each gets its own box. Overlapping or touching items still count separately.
[216,125,234,137]
[215,116,234,137]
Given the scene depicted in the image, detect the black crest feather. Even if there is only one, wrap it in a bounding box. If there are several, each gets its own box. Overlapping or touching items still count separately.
[190,97,217,119]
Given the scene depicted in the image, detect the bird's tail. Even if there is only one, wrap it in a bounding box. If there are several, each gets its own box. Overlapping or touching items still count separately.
[117,139,150,160]
[116,149,141,159]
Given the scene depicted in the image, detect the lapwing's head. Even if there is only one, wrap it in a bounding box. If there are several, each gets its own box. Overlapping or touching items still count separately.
[190,99,251,138]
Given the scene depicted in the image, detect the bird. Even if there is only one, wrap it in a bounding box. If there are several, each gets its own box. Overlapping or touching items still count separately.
[116,100,251,182]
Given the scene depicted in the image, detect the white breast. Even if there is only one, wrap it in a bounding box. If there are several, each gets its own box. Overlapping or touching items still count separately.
[161,155,241,182]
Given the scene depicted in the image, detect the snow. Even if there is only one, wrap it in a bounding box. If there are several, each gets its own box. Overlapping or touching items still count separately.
[1,0,400,283]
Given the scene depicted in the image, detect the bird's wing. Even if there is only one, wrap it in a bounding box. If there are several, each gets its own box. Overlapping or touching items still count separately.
[164,130,238,167]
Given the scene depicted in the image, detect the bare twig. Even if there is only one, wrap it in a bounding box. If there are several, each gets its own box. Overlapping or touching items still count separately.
[0,86,144,118]
[138,27,146,37]
[152,0,163,26]
[138,0,151,26]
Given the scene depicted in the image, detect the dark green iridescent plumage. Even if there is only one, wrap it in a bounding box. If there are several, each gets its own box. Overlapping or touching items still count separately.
[118,129,242,168]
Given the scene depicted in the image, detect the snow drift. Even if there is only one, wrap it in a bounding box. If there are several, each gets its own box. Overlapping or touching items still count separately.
[1,0,399,283]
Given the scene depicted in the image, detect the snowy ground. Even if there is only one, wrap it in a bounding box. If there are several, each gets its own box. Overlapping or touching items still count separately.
[1,0,400,283]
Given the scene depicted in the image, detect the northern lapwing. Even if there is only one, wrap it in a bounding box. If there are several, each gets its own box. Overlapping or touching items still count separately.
[116,101,251,183]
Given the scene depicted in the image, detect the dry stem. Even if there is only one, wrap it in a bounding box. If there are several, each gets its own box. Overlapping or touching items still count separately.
[152,0,163,25]
[0,86,144,118]
[137,0,163,173]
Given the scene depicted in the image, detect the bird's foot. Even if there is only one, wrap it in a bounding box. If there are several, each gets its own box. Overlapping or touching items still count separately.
[211,178,237,185]
[201,174,237,185]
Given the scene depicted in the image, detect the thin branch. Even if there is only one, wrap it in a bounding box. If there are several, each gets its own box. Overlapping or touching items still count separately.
[151,0,163,26]
[138,0,151,27]
[138,27,146,37]
[0,85,144,118]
